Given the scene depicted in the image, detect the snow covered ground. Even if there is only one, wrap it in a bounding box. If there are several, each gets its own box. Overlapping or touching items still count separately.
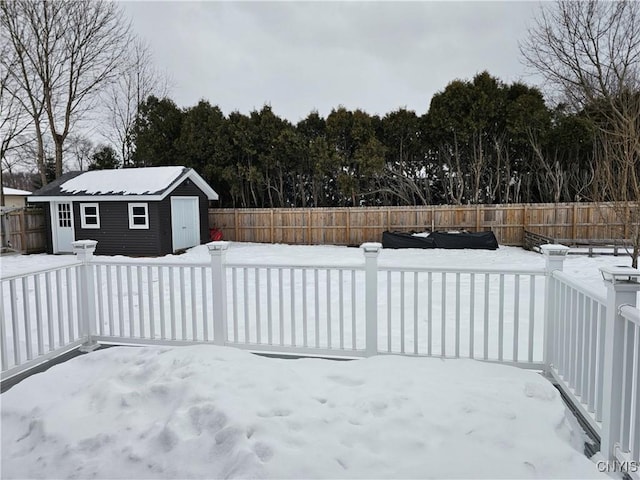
[0,242,629,478]
[2,345,605,479]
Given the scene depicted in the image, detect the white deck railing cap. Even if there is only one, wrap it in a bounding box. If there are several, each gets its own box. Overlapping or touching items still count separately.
[206,241,230,251]
[540,244,570,256]
[71,240,98,250]
[599,265,640,284]
[360,242,382,253]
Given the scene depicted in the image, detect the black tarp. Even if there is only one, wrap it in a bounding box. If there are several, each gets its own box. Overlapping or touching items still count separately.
[382,231,499,250]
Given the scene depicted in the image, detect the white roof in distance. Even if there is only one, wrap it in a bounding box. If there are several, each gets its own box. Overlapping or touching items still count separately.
[61,166,186,195]
[2,187,32,196]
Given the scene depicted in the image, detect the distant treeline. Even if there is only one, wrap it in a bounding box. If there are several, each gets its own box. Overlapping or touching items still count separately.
[126,71,594,208]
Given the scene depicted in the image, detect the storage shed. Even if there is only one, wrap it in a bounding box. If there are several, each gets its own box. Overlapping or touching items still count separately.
[1,186,32,210]
[28,166,218,256]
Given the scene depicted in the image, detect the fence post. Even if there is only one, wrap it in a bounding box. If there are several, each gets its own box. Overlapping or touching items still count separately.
[541,244,569,373]
[599,266,640,463]
[72,240,98,351]
[361,242,381,356]
[208,241,229,346]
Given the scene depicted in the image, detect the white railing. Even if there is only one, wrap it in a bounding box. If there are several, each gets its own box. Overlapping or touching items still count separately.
[617,305,640,467]
[0,262,85,378]
[1,239,639,472]
[379,267,545,363]
[544,250,640,477]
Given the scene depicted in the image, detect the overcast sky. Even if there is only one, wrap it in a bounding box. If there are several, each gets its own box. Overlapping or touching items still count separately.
[121,1,543,123]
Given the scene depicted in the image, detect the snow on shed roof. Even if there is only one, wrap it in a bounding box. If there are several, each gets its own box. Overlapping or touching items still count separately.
[2,187,32,196]
[61,166,186,195]
[29,167,218,201]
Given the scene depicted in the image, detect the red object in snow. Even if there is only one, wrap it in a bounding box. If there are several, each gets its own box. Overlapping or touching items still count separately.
[209,228,223,241]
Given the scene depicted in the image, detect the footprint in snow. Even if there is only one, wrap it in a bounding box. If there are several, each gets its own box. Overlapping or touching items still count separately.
[257,408,291,418]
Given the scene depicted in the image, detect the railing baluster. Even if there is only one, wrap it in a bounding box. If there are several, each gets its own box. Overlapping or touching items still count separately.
[158,267,166,340]
[483,274,489,360]
[414,272,419,355]
[138,266,146,339]
[169,267,176,340]
[190,267,197,341]
[290,269,295,346]
[56,270,66,345]
[400,271,405,354]
[243,267,249,343]
[528,275,535,363]
[149,267,156,339]
[620,320,632,451]
[9,280,20,364]
[232,268,238,343]
[498,274,504,362]
[279,268,285,346]
[587,299,598,413]
[200,267,207,342]
[21,277,32,360]
[268,268,274,345]
[441,272,446,357]
[513,274,520,362]
[596,303,606,422]
[95,267,104,337]
[326,269,331,349]
[469,273,475,359]
[568,289,577,388]
[582,295,592,404]
[428,272,433,356]
[314,269,319,348]
[127,267,134,337]
[575,292,584,396]
[35,274,44,354]
[455,272,460,358]
[255,268,261,344]
[339,270,344,350]
[46,272,54,350]
[179,267,186,341]
[351,270,356,350]
[106,266,114,336]
[387,270,392,353]
[301,269,307,347]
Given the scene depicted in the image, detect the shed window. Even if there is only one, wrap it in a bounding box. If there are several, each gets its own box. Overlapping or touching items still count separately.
[128,203,149,229]
[80,203,100,229]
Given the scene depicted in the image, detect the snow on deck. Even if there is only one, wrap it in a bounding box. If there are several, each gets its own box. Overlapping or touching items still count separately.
[60,166,185,195]
[1,345,604,479]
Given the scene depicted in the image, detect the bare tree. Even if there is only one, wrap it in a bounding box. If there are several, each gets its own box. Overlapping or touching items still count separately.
[66,134,94,171]
[0,36,33,205]
[1,4,48,185]
[101,38,170,167]
[1,0,131,180]
[521,0,640,266]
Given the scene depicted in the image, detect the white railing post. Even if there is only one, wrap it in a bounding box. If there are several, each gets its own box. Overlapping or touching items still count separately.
[361,242,381,357]
[599,266,640,463]
[72,240,98,351]
[208,241,229,346]
[541,244,569,373]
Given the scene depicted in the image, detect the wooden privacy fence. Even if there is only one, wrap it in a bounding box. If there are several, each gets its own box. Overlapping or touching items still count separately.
[209,202,634,246]
[1,208,46,254]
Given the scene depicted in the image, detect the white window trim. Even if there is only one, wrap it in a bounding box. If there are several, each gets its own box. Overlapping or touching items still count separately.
[80,203,100,229]
[128,203,149,229]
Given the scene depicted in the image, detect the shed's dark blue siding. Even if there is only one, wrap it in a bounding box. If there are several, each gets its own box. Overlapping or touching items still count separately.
[70,178,210,257]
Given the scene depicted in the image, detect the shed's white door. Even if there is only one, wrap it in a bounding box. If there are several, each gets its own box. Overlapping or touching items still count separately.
[171,197,200,251]
[52,202,74,253]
